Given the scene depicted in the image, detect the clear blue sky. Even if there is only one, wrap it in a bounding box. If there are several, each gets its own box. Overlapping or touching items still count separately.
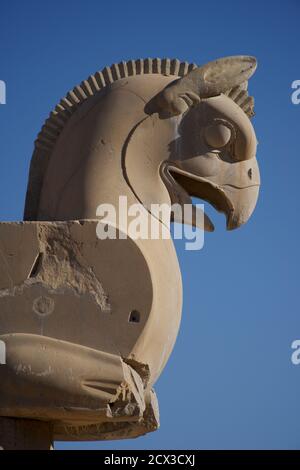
[0,0,299,450]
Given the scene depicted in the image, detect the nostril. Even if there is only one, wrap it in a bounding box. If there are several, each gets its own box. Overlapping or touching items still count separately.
[248,168,253,180]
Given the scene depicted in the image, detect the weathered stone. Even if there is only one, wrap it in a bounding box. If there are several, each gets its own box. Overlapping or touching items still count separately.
[0,56,260,446]
[0,417,53,450]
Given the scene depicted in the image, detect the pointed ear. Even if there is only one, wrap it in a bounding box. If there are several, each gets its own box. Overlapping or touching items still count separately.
[192,55,257,97]
[146,56,257,117]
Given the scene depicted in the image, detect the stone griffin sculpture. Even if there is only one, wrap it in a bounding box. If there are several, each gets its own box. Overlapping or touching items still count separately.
[0,56,260,446]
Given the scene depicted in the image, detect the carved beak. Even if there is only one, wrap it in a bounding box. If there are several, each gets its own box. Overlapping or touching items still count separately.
[164,158,260,231]
[222,184,260,230]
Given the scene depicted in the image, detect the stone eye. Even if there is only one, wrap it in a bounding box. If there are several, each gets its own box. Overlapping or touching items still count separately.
[204,124,232,149]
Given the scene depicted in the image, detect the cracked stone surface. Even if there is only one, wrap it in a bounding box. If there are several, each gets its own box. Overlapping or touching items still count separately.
[0,221,159,440]
[0,56,260,445]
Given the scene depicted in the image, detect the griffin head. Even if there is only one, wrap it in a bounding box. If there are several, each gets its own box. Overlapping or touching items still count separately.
[149,56,260,231]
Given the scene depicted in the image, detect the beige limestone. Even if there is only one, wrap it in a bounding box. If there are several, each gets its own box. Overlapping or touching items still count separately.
[0,56,260,445]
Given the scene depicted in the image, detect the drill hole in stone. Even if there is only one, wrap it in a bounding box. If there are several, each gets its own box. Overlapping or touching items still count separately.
[129,310,140,323]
